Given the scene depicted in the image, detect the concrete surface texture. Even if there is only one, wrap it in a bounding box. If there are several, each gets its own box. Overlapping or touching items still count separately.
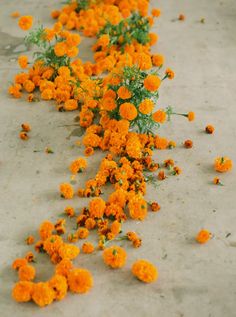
[0,0,236,316]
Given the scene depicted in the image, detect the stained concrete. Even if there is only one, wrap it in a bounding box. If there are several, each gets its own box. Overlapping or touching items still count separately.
[0,0,236,316]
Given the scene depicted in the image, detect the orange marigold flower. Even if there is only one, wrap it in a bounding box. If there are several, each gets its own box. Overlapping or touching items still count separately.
[69,158,87,174]
[60,183,74,199]
[158,170,166,180]
[150,202,161,212]
[184,139,193,148]
[127,231,138,241]
[188,111,195,121]
[85,217,96,230]
[21,123,31,132]
[196,229,211,244]
[25,252,35,263]
[152,110,166,123]
[11,11,20,18]
[144,74,161,92]
[18,264,36,281]
[55,258,73,278]
[128,195,147,220]
[43,235,63,256]
[172,166,182,175]
[179,14,185,21]
[8,84,22,98]
[149,33,158,46]
[214,157,233,173]
[89,197,106,219]
[165,68,175,79]
[39,220,54,240]
[18,16,33,30]
[12,281,33,302]
[58,243,80,260]
[154,136,168,149]
[103,246,127,269]
[23,80,35,93]
[25,235,34,245]
[77,228,89,239]
[64,99,78,111]
[82,242,95,254]
[152,8,161,17]
[68,268,93,293]
[213,177,223,185]
[117,86,132,99]
[110,220,121,235]
[132,259,158,283]
[49,274,68,301]
[101,96,117,111]
[139,99,154,115]
[119,102,137,121]
[54,41,67,57]
[133,238,142,248]
[19,132,29,140]
[32,282,55,307]
[205,125,214,134]
[12,258,27,270]
[152,54,164,67]
[18,55,28,69]
[51,10,60,19]
[84,146,94,157]
[64,206,75,217]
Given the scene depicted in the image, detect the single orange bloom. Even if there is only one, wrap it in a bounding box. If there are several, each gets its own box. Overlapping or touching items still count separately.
[165,68,175,79]
[64,99,78,111]
[213,177,223,185]
[49,275,68,301]
[144,74,161,91]
[214,157,233,173]
[139,99,154,115]
[54,42,67,57]
[205,125,214,134]
[12,281,33,302]
[103,246,127,269]
[18,55,28,69]
[132,260,158,283]
[64,206,75,217]
[150,202,161,212]
[18,264,36,281]
[196,229,211,244]
[82,242,95,254]
[184,139,193,148]
[152,8,161,17]
[21,123,31,132]
[152,54,164,67]
[19,132,29,140]
[77,228,89,239]
[32,282,55,307]
[117,86,132,99]
[188,111,195,121]
[60,183,74,199]
[68,268,93,293]
[25,235,34,245]
[179,14,185,21]
[18,16,33,30]
[101,96,117,111]
[11,11,20,18]
[152,110,166,123]
[119,102,137,121]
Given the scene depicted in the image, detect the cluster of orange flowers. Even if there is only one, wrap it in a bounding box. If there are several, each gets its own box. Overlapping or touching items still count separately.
[9,0,233,308]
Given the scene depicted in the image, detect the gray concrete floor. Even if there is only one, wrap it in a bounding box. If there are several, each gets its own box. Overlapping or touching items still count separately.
[0,0,236,316]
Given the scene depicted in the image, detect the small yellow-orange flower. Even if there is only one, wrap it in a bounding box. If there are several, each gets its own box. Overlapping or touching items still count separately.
[214,157,233,173]
[139,99,154,115]
[18,56,28,69]
[152,110,166,123]
[60,183,74,199]
[117,86,132,99]
[119,102,137,121]
[18,264,36,281]
[32,282,55,307]
[12,281,33,302]
[18,16,33,30]
[68,268,93,293]
[196,229,211,244]
[103,246,127,269]
[144,74,161,91]
[132,259,158,283]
